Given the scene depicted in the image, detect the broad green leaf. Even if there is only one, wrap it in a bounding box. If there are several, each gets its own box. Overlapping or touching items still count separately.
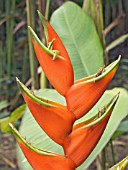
[82,0,104,43]
[109,156,128,170]
[0,104,26,133]
[50,2,104,80]
[112,120,128,140]
[17,88,128,170]
[0,100,10,110]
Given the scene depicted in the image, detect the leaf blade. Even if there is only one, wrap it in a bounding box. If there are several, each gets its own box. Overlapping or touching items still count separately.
[50,2,104,80]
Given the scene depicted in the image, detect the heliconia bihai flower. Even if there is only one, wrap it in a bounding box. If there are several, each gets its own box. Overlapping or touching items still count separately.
[66,57,120,119]
[16,77,76,145]
[10,11,121,170]
[63,93,119,167]
[28,11,74,97]
[9,123,76,170]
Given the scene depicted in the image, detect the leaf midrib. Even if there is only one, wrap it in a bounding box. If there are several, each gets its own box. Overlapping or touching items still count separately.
[62,6,90,76]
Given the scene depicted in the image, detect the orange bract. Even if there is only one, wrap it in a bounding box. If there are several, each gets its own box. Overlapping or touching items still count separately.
[10,124,76,170]
[17,78,76,145]
[66,59,119,119]
[63,116,110,166]
[63,93,118,167]
[45,19,71,62]
[19,142,76,170]
[33,40,74,96]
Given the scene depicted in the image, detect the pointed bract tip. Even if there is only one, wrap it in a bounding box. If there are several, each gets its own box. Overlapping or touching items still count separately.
[16,77,22,89]
[9,123,20,139]
[37,10,40,14]
[37,10,45,20]
[28,26,35,38]
[112,92,120,104]
[16,77,20,82]
[118,91,120,96]
[28,26,34,33]
[37,10,41,15]
[93,57,120,82]
[28,25,31,30]
[9,123,13,129]
[117,91,120,98]
[37,10,44,19]
[28,25,54,56]
[9,123,56,156]
[118,55,121,60]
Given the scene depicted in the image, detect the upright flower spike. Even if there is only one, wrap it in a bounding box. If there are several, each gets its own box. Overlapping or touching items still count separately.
[16,78,76,145]
[63,94,119,167]
[66,57,120,119]
[9,123,76,170]
[37,11,71,62]
[28,15,74,96]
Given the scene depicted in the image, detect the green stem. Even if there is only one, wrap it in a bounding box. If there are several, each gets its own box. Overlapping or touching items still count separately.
[105,145,111,169]
[37,0,50,89]
[45,0,51,20]
[22,45,28,83]
[26,0,36,89]
[110,139,116,165]
[97,154,105,170]
[0,42,3,92]
[11,0,16,77]
[6,0,15,100]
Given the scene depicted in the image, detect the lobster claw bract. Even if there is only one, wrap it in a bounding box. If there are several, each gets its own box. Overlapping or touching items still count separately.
[16,78,76,145]
[66,57,120,119]
[28,14,74,96]
[63,94,119,167]
[9,123,76,170]
[37,11,71,62]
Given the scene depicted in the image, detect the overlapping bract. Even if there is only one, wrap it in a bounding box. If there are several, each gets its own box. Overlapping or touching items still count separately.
[9,123,76,170]
[66,59,119,119]
[9,93,118,170]
[16,78,76,145]
[63,94,118,166]
[10,12,120,170]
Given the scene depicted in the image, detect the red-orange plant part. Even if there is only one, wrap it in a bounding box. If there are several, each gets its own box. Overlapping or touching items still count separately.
[64,117,110,166]
[9,124,76,170]
[10,12,121,170]
[63,94,118,166]
[9,94,118,169]
[28,11,74,97]
[66,57,120,119]
[16,78,76,145]
[37,11,71,62]
[33,39,74,96]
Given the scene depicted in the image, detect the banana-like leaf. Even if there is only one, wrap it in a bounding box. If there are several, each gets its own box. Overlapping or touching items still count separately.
[0,100,10,110]
[82,0,104,43]
[50,2,104,80]
[0,104,26,133]
[112,120,128,140]
[17,88,128,170]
